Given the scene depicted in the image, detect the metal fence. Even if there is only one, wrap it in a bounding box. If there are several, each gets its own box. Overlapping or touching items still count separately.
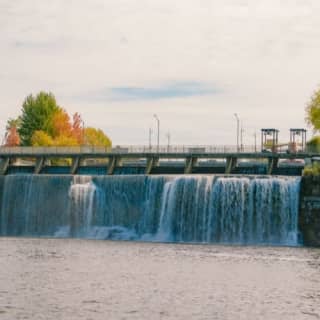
[0,144,315,155]
[0,145,259,155]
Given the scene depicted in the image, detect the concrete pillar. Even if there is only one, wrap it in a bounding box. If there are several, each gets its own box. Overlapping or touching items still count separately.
[0,157,10,175]
[184,157,197,174]
[70,157,81,175]
[145,156,159,174]
[267,157,278,175]
[107,156,121,175]
[34,157,45,174]
[225,157,237,174]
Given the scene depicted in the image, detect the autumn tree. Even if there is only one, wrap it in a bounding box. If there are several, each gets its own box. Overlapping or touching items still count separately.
[18,92,60,145]
[51,108,73,139]
[84,127,112,147]
[72,112,84,144]
[31,130,53,146]
[5,127,20,146]
[6,91,112,147]
[306,87,320,131]
[4,118,21,146]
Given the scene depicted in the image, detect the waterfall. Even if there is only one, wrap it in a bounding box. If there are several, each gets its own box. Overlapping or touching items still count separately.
[0,174,301,245]
[68,176,97,237]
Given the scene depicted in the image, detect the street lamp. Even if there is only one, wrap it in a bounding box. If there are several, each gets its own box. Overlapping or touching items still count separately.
[148,128,153,150]
[153,114,160,152]
[240,122,244,152]
[234,113,240,152]
[166,132,171,152]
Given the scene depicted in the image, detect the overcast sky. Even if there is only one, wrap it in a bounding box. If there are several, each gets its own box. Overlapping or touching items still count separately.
[1,0,320,146]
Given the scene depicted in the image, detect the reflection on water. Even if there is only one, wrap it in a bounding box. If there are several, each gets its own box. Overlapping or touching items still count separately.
[0,238,319,320]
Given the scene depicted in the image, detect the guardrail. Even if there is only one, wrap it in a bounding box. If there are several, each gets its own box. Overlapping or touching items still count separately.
[0,145,314,155]
[0,145,260,155]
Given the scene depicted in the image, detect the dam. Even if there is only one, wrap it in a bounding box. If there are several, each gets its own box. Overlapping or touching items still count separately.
[1,146,318,246]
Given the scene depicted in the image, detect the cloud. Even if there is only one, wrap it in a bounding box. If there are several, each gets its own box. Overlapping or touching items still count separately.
[83,82,218,102]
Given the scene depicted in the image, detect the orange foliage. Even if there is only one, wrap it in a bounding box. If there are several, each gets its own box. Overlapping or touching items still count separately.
[72,112,84,144]
[5,126,20,146]
[51,109,73,138]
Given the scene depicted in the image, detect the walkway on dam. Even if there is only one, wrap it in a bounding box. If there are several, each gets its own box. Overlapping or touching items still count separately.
[0,145,316,175]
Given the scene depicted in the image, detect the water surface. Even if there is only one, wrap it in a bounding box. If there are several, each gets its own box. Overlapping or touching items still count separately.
[1,238,319,320]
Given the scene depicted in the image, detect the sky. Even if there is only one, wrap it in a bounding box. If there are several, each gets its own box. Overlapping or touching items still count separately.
[1,0,320,146]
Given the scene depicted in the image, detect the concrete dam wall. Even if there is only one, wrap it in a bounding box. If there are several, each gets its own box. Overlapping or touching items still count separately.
[299,176,320,246]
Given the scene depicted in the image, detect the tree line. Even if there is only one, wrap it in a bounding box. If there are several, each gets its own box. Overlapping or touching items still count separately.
[4,92,111,148]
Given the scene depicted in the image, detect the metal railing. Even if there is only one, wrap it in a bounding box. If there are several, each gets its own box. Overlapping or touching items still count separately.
[0,145,259,155]
[0,145,315,156]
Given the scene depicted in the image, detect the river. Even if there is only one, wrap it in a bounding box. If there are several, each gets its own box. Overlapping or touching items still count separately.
[1,238,319,320]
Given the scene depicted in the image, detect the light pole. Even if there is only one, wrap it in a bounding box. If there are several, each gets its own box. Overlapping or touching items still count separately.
[234,113,240,152]
[166,132,171,152]
[148,128,153,150]
[153,114,160,152]
[240,122,244,151]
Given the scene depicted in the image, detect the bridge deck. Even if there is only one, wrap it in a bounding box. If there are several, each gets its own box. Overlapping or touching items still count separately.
[0,146,316,159]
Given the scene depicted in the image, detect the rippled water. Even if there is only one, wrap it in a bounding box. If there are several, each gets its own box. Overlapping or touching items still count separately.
[1,238,320,320]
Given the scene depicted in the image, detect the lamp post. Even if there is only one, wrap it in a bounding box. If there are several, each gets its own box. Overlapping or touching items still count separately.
[153,114,160,153]
[240,122,244,152]
[148,128,153,150]
[166,132,171,152]
[234,113,240,152]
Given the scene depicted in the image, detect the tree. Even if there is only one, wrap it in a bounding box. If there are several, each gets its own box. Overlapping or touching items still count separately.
[4,118,21,146]
[18,92,60,145]
[7,91,112,147]
[5,127,20,146]
[84,127,112,147]
[53,135,78,147]
[51,108,73,139]
[31,130,53,146]
[72,112,84,144]
[306,87,320,131]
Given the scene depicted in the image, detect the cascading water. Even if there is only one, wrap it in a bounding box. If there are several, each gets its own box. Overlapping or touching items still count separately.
[68,176,97,237]
[0,174,300,245]
[155,176,300,245]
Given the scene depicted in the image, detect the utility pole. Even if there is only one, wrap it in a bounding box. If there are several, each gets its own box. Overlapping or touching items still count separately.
[254,131,257,153]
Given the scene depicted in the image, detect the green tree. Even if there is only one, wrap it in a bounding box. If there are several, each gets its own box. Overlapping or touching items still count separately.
[306,136,320,153]
[6,117,21,131]
[306,87,320,131]
[18,92,60,145]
